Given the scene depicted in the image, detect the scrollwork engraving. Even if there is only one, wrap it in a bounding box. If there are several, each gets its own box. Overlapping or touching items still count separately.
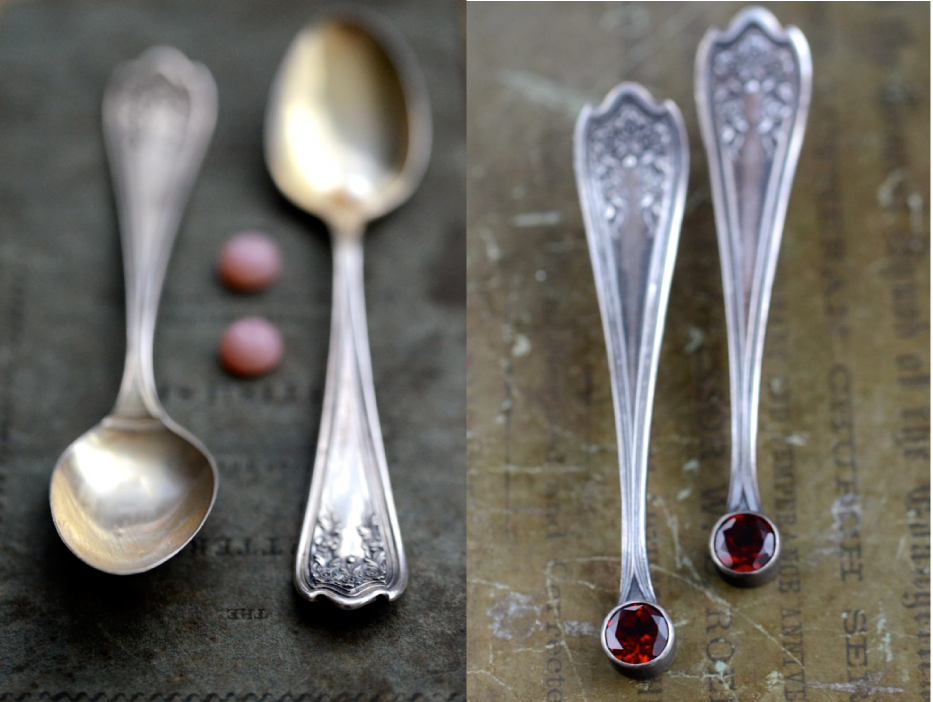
[710,28,796,156]
[587,104,674,235]
[113,72,191,151]
[309,507,387,591]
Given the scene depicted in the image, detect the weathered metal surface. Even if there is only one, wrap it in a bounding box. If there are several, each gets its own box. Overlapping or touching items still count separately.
[0,0,465,697]
[467,2,929,700]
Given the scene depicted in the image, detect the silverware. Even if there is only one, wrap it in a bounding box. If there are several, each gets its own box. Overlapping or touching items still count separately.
[50,47,218,574]
[695,7,811,586]
[264,10,431,608]
[574,83,688,677]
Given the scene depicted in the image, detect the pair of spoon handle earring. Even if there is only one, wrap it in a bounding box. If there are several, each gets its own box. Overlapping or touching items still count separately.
[574,7,812,677]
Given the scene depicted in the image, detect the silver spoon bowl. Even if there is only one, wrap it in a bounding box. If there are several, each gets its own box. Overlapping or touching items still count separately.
[50,416,216,574]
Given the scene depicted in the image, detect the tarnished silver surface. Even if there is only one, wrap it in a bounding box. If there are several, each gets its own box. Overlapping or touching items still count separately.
[264,9,431,608]
[574,83,688,676]
[295,236,406,607]
[696,7,812,586]
[49,47,218,574]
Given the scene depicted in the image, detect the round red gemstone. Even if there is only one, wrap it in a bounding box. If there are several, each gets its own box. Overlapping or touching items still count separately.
[713,512,776,572]
[604,602,670,665]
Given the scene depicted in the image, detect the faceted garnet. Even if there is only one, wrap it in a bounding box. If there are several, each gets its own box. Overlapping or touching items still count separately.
[604,602,670,665]
[713,512,776,572]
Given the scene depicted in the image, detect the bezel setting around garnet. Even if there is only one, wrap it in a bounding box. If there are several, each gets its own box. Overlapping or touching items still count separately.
[601,600,676,677]
[709,510,781,587]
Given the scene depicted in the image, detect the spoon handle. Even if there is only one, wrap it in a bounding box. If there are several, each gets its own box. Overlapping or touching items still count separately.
[294,234,407,608]
[695,8,811,512]
[103,47,217,418]
[574,84,688,606]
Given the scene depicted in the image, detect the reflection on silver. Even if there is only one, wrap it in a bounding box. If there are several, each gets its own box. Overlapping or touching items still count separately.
[310,507,388,592]
[574,83,688,677]
[696,7,812,586]
[49,48,218,574]
[264,9,432,609]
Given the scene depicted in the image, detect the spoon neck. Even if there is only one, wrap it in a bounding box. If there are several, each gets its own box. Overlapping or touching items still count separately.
[112,248,164,418]
[113,335,162,418]
[330,217,366,243]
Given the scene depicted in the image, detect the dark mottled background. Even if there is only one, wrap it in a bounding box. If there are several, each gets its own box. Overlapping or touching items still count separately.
[0,0,464,698]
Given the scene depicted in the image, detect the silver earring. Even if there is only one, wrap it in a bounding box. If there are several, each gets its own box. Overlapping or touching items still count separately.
[695,7,812,586]
[575,83,688,676]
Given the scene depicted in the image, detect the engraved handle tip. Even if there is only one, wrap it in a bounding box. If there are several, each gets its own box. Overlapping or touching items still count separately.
[293,239,406,610]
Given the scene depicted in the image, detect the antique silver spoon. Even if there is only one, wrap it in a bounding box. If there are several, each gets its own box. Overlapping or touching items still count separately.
[695,7,811,586]
[574,83,688,677]
[264,10,431,608]
[49,47,218,574]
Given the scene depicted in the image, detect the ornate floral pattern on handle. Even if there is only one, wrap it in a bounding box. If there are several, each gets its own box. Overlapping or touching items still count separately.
[293,239,407,608]
[588,103,676,233]
[696,7,811,588]
[710,28,798,157]
[574,83,688,677]
[310,507,388,591]
[112,73,190,151]
[695,7,812,515]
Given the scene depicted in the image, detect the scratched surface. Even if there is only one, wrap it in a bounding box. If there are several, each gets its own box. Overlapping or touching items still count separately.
[466,3,929,700]
[0,0,465,698]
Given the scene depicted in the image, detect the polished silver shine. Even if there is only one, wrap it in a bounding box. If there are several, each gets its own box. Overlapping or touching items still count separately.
[50,47,218,574]
[574,83,688,676]
[696,7,811,586]
[264,10,431,609]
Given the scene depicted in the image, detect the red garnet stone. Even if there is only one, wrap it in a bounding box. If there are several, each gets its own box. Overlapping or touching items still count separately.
[604,602,670,665]
[713,512,776,572]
